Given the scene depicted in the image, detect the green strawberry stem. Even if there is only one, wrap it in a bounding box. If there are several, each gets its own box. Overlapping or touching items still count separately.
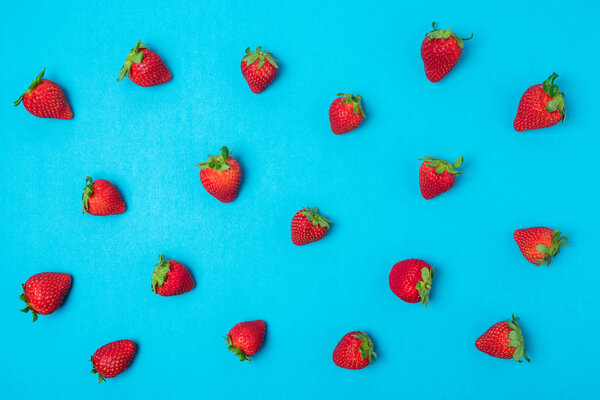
[426,22,473,49]
[224,334,251,363]
[90,357,107,384]
[14,67,46,106]
[301,206,332,228]
[542,72,566,122]
[534,230,569,266]
[353,331,377,364]
[420,156,464,175]
[197,146,232,171]
[117,40,147,81]
[151,254,171,294]
[242,46,278,70]
[82,177,94,214]
[337,93,365,118]
[507,315,530,363]
[415,267,434,307]
[19,285,38,322]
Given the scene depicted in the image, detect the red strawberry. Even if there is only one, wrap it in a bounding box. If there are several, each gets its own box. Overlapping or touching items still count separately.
[291,207,331,245]
[513,73,565,132]
[82,177,126,216]
[476,315,530,362]
[332,331,377,370]
[513,227,568,266]
[389,259,434,306]
[197,146,241,203]
[419,156,463,199]
[421,22,472,82]
[117,40,171,87]
[151,254,195,296]
[225,320,266,362]
[19,272,72,322]
[90,339,136,383]
[13,68,73,120]
[329,93,365,135]
[241,46,278,93]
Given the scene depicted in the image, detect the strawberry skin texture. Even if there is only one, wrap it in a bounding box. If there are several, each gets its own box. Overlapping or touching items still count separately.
[329,98,363,134]
[14,68,73,119]
[389,259,433,305]
[475,315,529,362]
[151,255,195,296]
[241,47,278,93]
[514,82,564,132]
[225,320,266,361]
[200,158,241,203]
[332,331,377,370]
[91,340,136,382]
[513,227,568,266]
[291,207,331,245]
[20,272,71,321]
[421,23,471,83]
[129,48,172,87]
[82,177,126,216]
[418,156,463,199]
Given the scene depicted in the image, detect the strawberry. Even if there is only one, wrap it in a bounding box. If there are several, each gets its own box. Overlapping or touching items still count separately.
[117,40,171,87]
[421,22,472,82]
[225,320,266,362]
[197,146,241,203]
[388,259,434,306]
[332,331,377,370]
[291,206,331,246]
[476,315,530,362]
[13,68,73,120]
[513,73,565,132]
[329,93,365,135]
[513,227,568,266]
[19,272,72,322]
[419,156,463,199]
[241,46,278,93]
[151,254,195,296]
[82,177,126,216]
[90,339,136,383]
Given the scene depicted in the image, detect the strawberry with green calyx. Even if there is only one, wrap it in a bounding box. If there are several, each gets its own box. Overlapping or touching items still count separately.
[476,315,530,363]
[224,320,266,362]
[332,331,377,370]
[82,177,126,216]
[513,227,569,266]
[419,156,464,199]
[197,146,242,203]
[329,93,365,135]
[20,272,72,322]
[421,22,473,82]
[151,254,195,296]
[241,46,278,93]
[117,40,171,87]
[291,206,331,245]
[513,73,566,132]
[14,67,73,120]
[90,339,137,383]
[389,259,434,307]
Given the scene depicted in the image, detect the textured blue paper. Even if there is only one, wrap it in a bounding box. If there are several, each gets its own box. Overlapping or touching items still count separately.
[1,1,599,399]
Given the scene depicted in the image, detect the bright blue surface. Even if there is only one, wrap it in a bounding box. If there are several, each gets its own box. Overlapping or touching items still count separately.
[1,0,599,398]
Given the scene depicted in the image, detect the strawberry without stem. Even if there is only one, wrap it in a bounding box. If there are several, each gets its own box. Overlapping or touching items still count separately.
[389,259,434,307]
[151,255,195,296]
[476,315,530,362]
[117,40,171,87]
[20,272,72,322]
[513,227,568,266]
[332,331,377,370]
[513,73,565,132]
[329,93,365,135]
[197,146,242,203]
[14,68,73,120]
[82,177,126,216]
[291,207,331,245]
[419,156,463,199]
[91,339,136,383]
[241,46,278,93]
[225,320,266,362]
[421,22,472,83]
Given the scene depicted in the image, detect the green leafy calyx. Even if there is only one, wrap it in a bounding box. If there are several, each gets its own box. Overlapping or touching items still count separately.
[117,40,147,81]
[242,46,278,70]
[415,267,434,307]
[420,156,464,175]
[151,254,171,294]
[353,331,377,365]
[90,357,107,383]
[534,229,569,266]
[337,93,366,118]
[301,206,332,229]
[224,334,251,363]
[197,146,231,171]
[507,314,530,363]
[425,22,473,49]
[14,67,46,106]
[19,284,38,322]
[82,177,94,214]
[542,72,566,122]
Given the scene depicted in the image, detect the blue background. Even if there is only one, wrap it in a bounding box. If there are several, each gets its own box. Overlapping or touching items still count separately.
[1,0,598,398]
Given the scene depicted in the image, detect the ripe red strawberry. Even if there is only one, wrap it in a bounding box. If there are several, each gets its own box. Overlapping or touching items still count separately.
[151,254,195,296]
[90,339,136,383]
[329,93,365,135]
[197,146,241,203]
[291,206,331,245]
[225,320,266,362]
[13,68,73,119]
[513,73,565,132]
[419,156,463,199]
[241,46,278,93]
[389,259,434,306]
[19,272,72,322]
[513,227,568,266]
[332,331,377,370]
[476,315,530,362]
[117,40,171,87]
[82,177,126,216]
[421,22,472,82]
